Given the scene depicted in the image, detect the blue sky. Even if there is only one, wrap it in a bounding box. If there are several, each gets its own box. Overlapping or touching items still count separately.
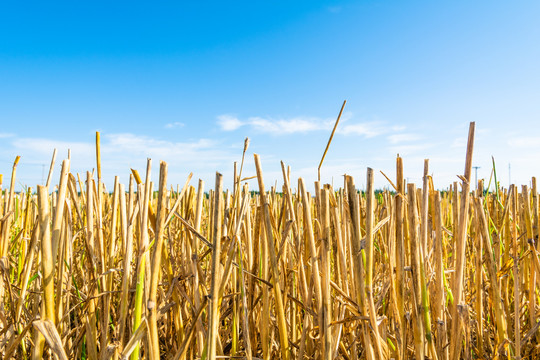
[1,1,540,191]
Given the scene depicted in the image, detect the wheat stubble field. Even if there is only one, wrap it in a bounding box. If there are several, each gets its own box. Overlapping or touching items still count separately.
[0,122,539,359]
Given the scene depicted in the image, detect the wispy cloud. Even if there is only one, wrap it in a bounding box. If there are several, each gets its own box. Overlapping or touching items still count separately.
[10,134,220,167]
[3,126,540,193]
[389,143,433,156]
[387,133,421,144]
[104,133,216,158]
[2,133,242,190]
[216,113,392,138]
[165,122,185,129]
[508,136,540,149]
[217,115,244,131]
[451,137,467,148]
[337,122,384,138]
[218,114,332,133]
[248,116,331,134]
[12,138,94,159]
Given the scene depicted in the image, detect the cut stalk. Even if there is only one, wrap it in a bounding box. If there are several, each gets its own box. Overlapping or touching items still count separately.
[254,154,290,360]
[320,188,333,360]
[365,168,385,360]
[148,161,168,360]
[131,159,152,360]
[433,191,448,360]
[345,175,375,359]
[407,183,425,360]
[207,172,224,360]
[449,122,475,360]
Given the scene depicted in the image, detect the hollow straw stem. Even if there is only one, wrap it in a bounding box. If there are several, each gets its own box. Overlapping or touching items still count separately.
[365,168,385,360]
[433,191,449,360]
[394,155,406,360]
[105,176,120,342]
[237,186,253,360]
[51,160,70,253]
[254,154,290,360]
[512,186,521,359]
[318,100,346,182]
[320,188,333,360]
[521,185,540,333]
[84,172,99,360]
[407,183,425,360]
[449,121,475,360]
[148,161,168,360]
[472,189,483,358]
[259,200,270,360]
[217,193,249,302]
[117,179,133,351]
[329,187,350,358]
[15,215,38,325]
[345,175,375,359]
[45,149,57,190]
[0,156,20,326]
[207,172,224,360]
[420,160,429,264]
[474,195,507,352]
[172,297,209,360]
[531,178,540,346]
[0,156,20,259]
[96,131,102,182]
[33,185,55,359]
[193,179,205,357]
[54,191,70,336]
[131,159,152,360]
[280,161,299,246]
[418,161,438,360]
[95,133,108,353]
[298,178,323,307]
[51,159,70,327]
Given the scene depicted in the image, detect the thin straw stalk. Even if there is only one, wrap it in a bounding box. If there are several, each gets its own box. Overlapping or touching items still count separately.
[449,121,475,360]
[254,154,290,360]
[207,172,224,360]
[148,161,168,360]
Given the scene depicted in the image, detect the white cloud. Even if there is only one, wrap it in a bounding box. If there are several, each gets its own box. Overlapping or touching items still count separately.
[165,122,185,129]
[247,116,330,134]
[508,137,540,149]
[217,113,391,138]
[217,114,333,134]
[217,115,244,131]
[387,133,421,144]
[4,124,540,194]
[337,122,383,138]
[12,138,94,160]
[2,133,244,191]
[451,137,467,148]
[104,133,215,156]
[389,144,433,156]
[10,134,221,171]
